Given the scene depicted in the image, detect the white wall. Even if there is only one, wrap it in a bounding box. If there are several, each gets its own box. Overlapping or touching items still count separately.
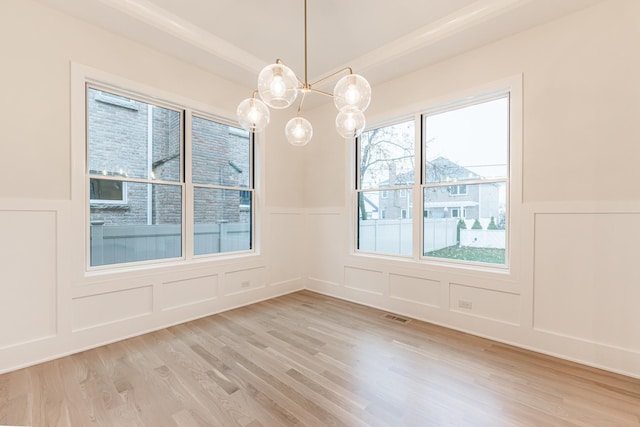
[303,0,640,378]
[0,0,305,373]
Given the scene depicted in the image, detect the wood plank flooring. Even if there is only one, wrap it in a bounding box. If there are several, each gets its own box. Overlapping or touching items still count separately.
[1,290,639,426]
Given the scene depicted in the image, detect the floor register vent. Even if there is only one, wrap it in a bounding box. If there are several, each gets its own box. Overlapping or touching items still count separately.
[384,313,410,323]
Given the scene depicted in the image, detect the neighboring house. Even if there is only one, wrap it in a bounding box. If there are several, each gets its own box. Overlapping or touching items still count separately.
[424,157,501,223]
[373,157,502,223]
[88,89,250,227]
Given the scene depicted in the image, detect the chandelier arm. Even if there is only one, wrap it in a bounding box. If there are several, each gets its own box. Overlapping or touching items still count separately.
[297,89,308,114]
[308,88,334,98]
[309,66,353,88]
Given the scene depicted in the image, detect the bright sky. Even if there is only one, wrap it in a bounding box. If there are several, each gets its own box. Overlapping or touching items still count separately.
[425,96,508,179]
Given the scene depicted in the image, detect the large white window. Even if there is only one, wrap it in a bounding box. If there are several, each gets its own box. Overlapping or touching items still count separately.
[355,86,516,269]
[86,85,253,268]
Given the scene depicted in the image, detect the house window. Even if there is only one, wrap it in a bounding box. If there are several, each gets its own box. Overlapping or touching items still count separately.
[86,84,254,268]
[89,176,126,204]
[423,95,509,265]
[356,119,415,256]
[449,184,467,195]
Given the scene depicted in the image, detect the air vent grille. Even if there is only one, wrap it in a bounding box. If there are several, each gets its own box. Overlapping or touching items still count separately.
[383,313,410,324]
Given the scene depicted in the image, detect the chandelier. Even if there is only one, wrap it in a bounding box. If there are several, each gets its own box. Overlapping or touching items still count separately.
[236,0,372,146]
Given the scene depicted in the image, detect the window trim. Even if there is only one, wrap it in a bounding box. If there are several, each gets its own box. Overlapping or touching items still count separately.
[190,112,254,259]
[355,118,416,258]
[72,63,258,275]
[350,74,522,276]
[421,92,510,269]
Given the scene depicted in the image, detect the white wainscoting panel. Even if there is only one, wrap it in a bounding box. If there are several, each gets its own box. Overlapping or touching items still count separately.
[534,213,640,352]
[72,286,153,331]
[389,273,440,308]
[0,210,57,349]
[345,266,384,295]
[223,266,266,296]
[266,210,305,286]
[450,283,520,325]
[307,211,345,286]
[162,273,218,311]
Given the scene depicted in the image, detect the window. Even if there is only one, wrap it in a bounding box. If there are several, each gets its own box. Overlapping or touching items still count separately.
[86,85,254,268]
[449,184,467,195]
[356,120,415,256]
[354,85,517,269]
[90,176,126,204]
[423,96,508,265]
[192,115,252,256]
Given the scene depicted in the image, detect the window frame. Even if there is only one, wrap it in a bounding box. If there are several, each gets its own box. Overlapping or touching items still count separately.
[421,92,510,269]
[190,112,255,258]
[76,68,256,273]
[354,118,416,258]
[351,75,522,275]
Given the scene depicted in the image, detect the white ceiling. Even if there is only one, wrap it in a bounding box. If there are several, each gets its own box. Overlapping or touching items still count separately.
[36,0,603,92]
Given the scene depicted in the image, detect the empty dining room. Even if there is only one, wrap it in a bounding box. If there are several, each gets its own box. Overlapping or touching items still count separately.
[1,0,639,425]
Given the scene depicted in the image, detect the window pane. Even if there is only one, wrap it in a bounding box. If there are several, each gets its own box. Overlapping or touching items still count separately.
[192,116,251,187]
[359,120,415,189]
[90,183,182,266]
[423,182,506,265]
[87,87,181,182]
[358,190,412,255]
[425,97,508,183]
[194,188,252,255]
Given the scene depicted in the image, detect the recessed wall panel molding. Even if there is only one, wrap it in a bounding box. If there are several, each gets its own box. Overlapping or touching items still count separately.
[345,266,384,295]
[267,209,305,285]
[72,286,153,332]
[0,210,57,349]
[223,266,266,296]
[533,213,640,352]
[389,273,440,308]
[450,283,520,326]
[307,211,345,287]
[161,274,218,311]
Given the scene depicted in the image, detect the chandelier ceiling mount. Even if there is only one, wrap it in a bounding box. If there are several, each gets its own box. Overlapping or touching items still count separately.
[236,0,372,146]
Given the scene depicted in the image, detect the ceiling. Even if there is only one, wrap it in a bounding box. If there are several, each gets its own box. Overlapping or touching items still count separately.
[36,0,603,93]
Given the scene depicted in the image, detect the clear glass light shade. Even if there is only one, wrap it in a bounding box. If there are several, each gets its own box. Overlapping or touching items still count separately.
[333,74,371,112]
[285,117,313,146]
[236,97,270,132]
[336,106,366,139]
[257,63,299,109]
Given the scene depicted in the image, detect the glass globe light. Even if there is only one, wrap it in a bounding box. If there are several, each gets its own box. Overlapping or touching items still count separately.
[335,106,366,139]
[257,63,299,109]
[236,97,270,132]
[285,117,313,146]
[333,74,371,112]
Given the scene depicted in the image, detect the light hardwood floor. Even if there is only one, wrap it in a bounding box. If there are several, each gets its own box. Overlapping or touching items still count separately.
[1,290,639,426]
